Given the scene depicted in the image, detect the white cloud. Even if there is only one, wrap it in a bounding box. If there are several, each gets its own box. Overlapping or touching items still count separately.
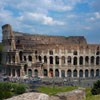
[95,12,100,19]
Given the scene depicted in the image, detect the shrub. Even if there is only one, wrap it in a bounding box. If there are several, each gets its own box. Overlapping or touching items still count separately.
[91,80,100,95]
[15,84,26,94]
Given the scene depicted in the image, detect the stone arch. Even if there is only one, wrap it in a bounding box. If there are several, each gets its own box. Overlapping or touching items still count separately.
[34,69,38,77]
[85,69,88,78]
[43,69,48,76]
[28,69,32,77]
[73,57,77,65]
[91,56,95,64]
[39,56,42,62]
[61,56,65,65]
[61,70,65,77]
[55,56,59,64]
[44,56,47,63]
[49,56,53,64]
[67,69,72,77]
[55,69,59,77]
[79,70,83,77]
[96,56,99,65]
[73,69,77,77]
[85,56,89,64]
[96,69,99,77]
[49,68,53,77]
[67,56,71,64]
[90,69,94,77]
[79,56,83,65]
[28,55,32,61]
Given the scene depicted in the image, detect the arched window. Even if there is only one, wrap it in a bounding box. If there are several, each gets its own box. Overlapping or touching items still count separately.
[55,69,59,77]
[96,56,99,65]
[96,51,100,55]
[73,57,77,65]
[43,69,48,76]
[91,56,94,64]
[55,56,59,64]
[85,69,88,77]
[44,56,47,63]
[79,70,83,77]
[24,56,26,61]
[61,70,65,77]
[73,69,77,77]
[67,69,72,77]
[90,69,94,77]
[34,69,38,77]
[49,68,53,77]
[39,56,42,62]
[61,56,65,65]
[67,56,71,64]
[24,64,27,75]
[49,56,53,64]
[28,56,32,61]
[85,56,89,64]
[96,69,99,77]
[79,56,83,65]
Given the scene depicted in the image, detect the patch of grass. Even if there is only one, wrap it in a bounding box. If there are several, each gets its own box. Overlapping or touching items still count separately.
[37,86,78,95]
[85,88,100,100]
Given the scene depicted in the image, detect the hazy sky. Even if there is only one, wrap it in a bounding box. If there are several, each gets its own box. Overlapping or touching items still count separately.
[0,0,100,44]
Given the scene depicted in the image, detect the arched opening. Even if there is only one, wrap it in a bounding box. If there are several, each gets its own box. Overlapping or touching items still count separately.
[55,56,59,65]
[24,64,27,75]
[61,70,65,77]
[67,56,71,64]
[49,56,53,64]
[12,55,15,63]
[90,69,94,77]
[79,70,83,77]
[96,56,99,65]
[28,69,32,77]
[34,69,38,77]
[28,55,32,61]
[55,69,59,77]
[91,56,94,64]
[44,56,47,63]
[24,56,26,61]
[67,69,72,77]
[73,57,77,65]
[61,56,65,65]
[73,69,77,77]
[19,51,23,61]
[85,69,88,78]
[79,56,83,65]
[96,69,99,77]
[49,69,53,77]
[85,56,89,64]
[43,69,48,76]
[39,56,42,62]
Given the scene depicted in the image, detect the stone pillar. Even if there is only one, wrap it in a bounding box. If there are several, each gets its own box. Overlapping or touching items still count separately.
[20,65,25,78]
[71,57,73,65]
[83,70,85,78]
[83,56,85,66]
[77,70,79,78]
[59,57,61,66]
[59,69,61,78]
[47,57,49,65]
[65,57,68,65]
[15,69,17,77]
[53,56,55,66]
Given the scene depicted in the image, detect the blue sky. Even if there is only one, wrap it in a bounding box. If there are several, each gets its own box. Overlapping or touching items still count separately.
[0,0,100,44]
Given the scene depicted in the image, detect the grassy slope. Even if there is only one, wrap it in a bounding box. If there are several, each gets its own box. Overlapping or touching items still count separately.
[37,86,100,99]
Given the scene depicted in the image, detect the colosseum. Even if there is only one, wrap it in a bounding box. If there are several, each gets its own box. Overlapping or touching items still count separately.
[1,24,100,78]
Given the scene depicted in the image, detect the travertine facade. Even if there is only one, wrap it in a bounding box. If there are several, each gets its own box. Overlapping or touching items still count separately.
[1,24,100,78]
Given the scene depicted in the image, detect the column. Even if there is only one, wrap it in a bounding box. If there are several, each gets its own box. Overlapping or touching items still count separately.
[59,69,61,78]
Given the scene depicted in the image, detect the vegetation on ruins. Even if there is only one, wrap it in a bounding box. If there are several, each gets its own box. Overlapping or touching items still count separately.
[0,82,27,100]
[91,80,100,95]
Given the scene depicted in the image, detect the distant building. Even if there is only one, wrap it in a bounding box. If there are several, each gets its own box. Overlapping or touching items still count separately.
[1,24,100,78]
